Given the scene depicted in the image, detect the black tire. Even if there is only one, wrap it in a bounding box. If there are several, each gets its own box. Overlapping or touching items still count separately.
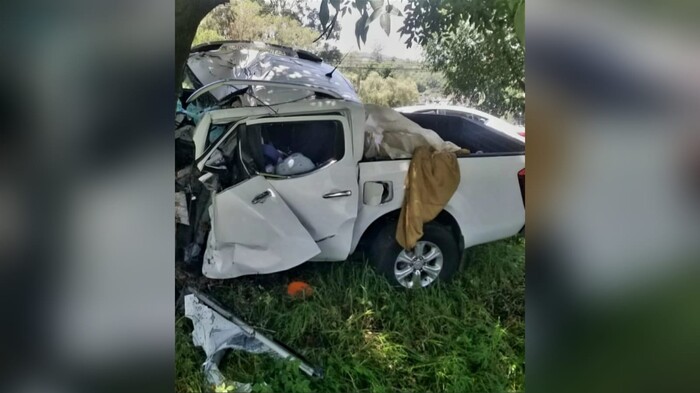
[368,220,461,288]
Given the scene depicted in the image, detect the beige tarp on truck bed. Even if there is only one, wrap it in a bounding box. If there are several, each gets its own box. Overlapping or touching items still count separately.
[361,105,465,249]
[363,104,463,160]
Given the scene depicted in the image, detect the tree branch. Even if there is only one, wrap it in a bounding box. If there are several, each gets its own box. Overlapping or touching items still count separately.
[313,12,338,43]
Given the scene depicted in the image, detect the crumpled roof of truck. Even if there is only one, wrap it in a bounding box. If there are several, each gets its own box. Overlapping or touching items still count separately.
[187,41,359,105]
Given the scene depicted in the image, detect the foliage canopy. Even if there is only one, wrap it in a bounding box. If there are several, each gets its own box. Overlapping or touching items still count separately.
[316,0,525,116]
[346,71,420,107]
[193,0,318,49]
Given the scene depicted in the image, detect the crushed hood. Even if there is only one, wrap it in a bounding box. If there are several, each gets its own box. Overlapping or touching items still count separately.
[187,41,359,105]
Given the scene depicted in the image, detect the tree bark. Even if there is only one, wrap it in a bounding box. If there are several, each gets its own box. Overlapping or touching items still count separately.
[175,0,227,97]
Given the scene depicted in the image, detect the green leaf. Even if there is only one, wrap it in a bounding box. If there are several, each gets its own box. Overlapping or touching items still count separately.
[386,4,402,16]
[320,0,330,27]
[356,0,367,10]
[369,0,383,11]
[330,0,341,10]
[380,13,391,36]
[366,8,382,28]
[514,1,524,46]
[355,11,369,48]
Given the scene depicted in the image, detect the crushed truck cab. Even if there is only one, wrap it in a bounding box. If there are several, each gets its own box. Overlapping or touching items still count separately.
[176,41,525,288]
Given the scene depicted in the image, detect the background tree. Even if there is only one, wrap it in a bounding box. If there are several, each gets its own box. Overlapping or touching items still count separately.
[193,0,318,49]
[259,0,342,41]
[423,17,524,116]
[401,0,524,116]
[192,26,224,46]
[316,0,525,116]
[371,43,384,63]
[399,0,524,47]
[346,71,419,107]
[317,42,343,65]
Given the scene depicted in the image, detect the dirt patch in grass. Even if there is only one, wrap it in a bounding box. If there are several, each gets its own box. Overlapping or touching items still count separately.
[176,237,524,392]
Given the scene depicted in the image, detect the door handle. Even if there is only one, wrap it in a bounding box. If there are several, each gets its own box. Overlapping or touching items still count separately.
[252,190,271,204]
[323,190,352,199]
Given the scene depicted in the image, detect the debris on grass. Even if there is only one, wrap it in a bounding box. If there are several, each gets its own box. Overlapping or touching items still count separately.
[184,288,322,391]
[177,238,524,392]
[287,281,313,299]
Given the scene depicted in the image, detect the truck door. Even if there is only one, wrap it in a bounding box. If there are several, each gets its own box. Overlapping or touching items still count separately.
[202,175,321,279]
[244,116,359,261]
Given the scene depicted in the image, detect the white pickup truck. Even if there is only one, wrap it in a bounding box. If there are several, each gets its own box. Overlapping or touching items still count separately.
[176,42,525,288]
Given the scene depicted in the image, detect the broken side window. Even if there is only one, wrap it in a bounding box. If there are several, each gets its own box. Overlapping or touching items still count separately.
[200,117,346,192]
[242,119,345,177]
[235,119,345,177]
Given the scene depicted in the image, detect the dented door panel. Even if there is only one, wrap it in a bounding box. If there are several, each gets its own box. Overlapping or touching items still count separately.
[202,176,320,279]
[268,165,358,261]
[245,116,359,261]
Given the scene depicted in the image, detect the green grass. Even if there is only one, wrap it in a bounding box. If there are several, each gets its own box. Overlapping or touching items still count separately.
[176,236,524,392]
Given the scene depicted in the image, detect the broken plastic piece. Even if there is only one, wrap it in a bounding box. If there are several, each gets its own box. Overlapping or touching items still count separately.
[183,288,323,387]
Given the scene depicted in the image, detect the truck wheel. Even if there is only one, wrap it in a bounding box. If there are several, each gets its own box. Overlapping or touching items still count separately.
[369,221,461,288]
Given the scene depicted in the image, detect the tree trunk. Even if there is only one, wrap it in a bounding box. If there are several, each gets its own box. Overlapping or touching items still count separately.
[175,0,227,97]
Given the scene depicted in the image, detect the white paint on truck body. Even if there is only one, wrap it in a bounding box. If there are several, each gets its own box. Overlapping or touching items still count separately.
[351,155,525,253]
[203,176,321,279]
[191,94,524,279]
[247,115,359,261]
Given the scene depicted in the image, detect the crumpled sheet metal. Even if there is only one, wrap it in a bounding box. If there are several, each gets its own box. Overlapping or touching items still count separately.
[184,293,270,388]
[184,290,322,389]
[187,42,359,104]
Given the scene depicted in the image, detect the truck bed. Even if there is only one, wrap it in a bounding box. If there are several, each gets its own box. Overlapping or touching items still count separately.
[401,113,524,156]
[352,112,525,252]
[352,153,526,253]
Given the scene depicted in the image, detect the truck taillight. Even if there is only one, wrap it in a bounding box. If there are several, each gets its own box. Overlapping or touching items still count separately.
[517,168,525,206]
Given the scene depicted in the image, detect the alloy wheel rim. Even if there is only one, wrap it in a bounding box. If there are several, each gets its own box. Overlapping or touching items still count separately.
[394,241,443,288]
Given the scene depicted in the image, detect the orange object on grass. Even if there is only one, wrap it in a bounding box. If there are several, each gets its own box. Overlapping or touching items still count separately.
[287,281,313,298]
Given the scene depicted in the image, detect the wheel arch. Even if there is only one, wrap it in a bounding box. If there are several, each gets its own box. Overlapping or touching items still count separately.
[354,208,464,254]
